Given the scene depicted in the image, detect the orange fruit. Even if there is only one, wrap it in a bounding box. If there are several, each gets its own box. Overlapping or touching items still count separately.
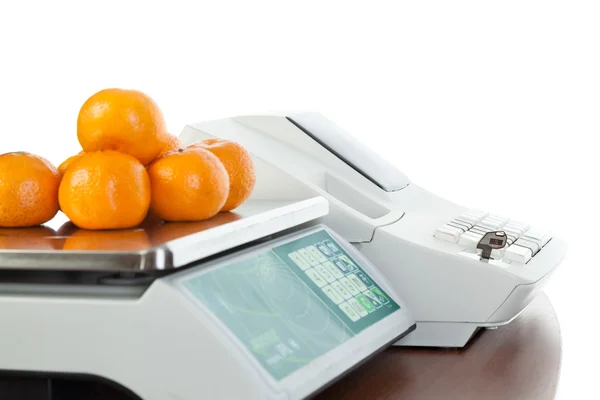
[189,138,256,211]
[77,88,168,165]
[147,147,229,222]
[59,150,151,230]
[0,226,57,250]
[63,228,151,251]
[0,152,61,227]
[58,151,84,176]
[148,212,242,246]
[156,133,182,157]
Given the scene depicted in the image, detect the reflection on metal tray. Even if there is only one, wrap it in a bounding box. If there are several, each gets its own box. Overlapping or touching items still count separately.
[0,197,328,272]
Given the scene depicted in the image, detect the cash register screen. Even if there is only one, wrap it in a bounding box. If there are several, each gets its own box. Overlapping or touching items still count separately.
[182,229,400,381]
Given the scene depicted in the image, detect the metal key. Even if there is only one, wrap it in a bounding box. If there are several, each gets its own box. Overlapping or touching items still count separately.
[477,231,508,260]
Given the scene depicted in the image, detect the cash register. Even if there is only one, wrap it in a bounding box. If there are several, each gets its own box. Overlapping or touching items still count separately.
[181,112,568,348]
[0,197,415,399]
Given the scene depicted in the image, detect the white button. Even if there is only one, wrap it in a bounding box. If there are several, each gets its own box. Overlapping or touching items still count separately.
[347,298,369,317]
[479,218,504,230]
[523,227,552,247]
[459,232,483,248]
[339,277,361,296]
[298,248,320,266]
[347,274,368,292]
[503,226,523,238]
[288,252,311,270]
[457,214,481,225]
[504,245,532,264]
[331,281,352,300]
[306,246,328,263]
[305,268,327,288]
[322,261,344,279]
[434,224,463,243]
[339,302,361,322]
[322,285,344,304]
[315,264,336,283]
[519,234,543,249]
[515,238,540,255]
[491,248,505,259]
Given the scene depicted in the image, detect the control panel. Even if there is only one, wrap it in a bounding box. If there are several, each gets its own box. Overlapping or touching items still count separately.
[435,209,553,265]
[180,227,406,382]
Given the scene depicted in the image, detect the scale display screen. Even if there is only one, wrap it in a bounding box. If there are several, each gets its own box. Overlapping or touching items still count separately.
[182,229,400,381]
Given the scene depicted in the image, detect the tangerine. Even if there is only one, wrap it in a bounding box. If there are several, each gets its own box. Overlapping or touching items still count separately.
[189,138,255,211]
[0,152,61,227]
[59,151,151,230]
[77,88,168,165]
[147,147,229,222]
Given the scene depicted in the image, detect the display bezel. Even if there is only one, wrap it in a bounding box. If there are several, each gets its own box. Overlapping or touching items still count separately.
[172,224,415,399]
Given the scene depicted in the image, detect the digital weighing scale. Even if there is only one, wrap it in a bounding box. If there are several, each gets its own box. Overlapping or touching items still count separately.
[181,111,568,348]
[0,197,416,400]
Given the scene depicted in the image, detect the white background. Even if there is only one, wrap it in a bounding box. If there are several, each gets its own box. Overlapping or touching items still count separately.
[1,1,598,398]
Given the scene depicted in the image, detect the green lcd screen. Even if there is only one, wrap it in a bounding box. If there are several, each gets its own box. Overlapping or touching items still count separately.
[182,229,400,381]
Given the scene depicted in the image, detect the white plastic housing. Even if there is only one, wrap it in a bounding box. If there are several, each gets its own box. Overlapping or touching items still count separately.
[180,112,568,347]
[0,225,414,399]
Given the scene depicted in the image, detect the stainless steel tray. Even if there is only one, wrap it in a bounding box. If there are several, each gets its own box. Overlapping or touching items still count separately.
[0,197,328,271]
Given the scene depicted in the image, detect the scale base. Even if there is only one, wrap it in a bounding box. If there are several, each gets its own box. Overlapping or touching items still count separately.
[393,321,485,348]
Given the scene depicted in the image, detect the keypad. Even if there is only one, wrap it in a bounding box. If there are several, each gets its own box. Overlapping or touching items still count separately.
[287,240,391,322]
[435,209,552,264]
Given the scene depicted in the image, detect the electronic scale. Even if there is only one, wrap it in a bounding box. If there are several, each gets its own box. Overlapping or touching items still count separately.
[0,197,415,399]
[0,111,567,399]
[180,112,568,348]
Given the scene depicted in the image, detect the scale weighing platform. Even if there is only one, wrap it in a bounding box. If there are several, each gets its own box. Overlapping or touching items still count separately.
[0,197,415,400]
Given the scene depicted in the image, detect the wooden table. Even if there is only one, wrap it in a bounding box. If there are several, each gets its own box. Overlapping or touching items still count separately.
[317,294,562,400]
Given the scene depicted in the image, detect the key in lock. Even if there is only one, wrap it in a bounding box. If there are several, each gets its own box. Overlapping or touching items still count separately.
[477,231,508,260]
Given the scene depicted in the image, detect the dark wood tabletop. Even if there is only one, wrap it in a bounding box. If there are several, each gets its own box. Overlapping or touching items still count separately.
[317,293,562,400]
